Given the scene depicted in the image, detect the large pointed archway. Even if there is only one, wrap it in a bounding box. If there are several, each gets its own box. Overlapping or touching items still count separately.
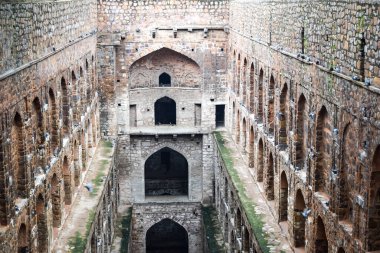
[144,147,188,196]
[146,219,188,253]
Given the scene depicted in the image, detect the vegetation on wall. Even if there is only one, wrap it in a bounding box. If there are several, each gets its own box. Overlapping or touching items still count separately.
[214,131,271,253]
[202,205,226,253]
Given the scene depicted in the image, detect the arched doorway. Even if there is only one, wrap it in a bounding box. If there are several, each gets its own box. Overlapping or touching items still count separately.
[258,69,264,122]
[265,152,274,200]
[63,156,72,205]
[155,97,176,125]
[279,172,288,222]
[257,139,264,182]
[295,94,307,168]
[159,72,171,87]
[315,216,328,253]
[294,189,306,248]
[18,223,29,253]
[144,147,188,196]
[36,194,48,252]
[146,219,188,253]
[51,173,61,227]
[279,83,288,147]
[268,75,275,136]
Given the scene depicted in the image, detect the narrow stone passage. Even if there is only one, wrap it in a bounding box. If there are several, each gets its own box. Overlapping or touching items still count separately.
[219,130,292,252]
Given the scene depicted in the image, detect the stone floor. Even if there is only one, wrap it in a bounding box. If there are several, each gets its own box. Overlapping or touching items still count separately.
[53,141,114,252]
[219,130,293,253]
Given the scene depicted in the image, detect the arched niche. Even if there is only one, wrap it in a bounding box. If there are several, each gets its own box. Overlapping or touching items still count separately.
[146,218,188,253]
[144,147,188,196]
[155,97,176,125]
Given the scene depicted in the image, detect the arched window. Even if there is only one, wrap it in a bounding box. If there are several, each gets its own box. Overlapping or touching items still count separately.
[63,156,72,205]
[257,139,264,182]
[61,77,69,136]
[279,84,289,147]
[36,194,48,252]
[265,152,274,200]
[18,223,29,253]
[279,172,288,222]
[144,148,188,196]
[49,89,59,155]
[159,72,171,87]
[51,173,61,227]
[268,75,275,135]
[146,219,188,253]
[249,63,255,112]
[12,113,27,198]
[315,216,328,253]
[294,189,306,248]
[315,106,331,194]
[248,126,255,168]
[296,94,307,168]
[258,69,264,122]
[155,97,176,125]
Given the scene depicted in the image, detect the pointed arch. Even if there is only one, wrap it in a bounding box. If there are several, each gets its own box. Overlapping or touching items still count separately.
[36,194,48,253]
[248,126,255,168]
[51,173,61,227]
[159,72,171,87]
[242,117,247,150]
[63,156,72,205]
[12,112,27,198]
[49,88,59,154]
[265,152,274,200]
[279,171,288,222]
[144,147,188,196]
[61,77,70,136]
[295,94,307,168]
[268,75,275,136]
[294,189,306,248]
[339,123,354,224]
[146,219,188,253]
[236,110,241,143]
[237,54,241,96]
[73,140,80,186]
[155,97,176,125]
[32,97,44,145]
[249,63,255,112]
[315,106,331,194]
[18,223,29,253]
[315,216,328,253]
[258,69,264,122]
[242,58,248,105]
[279,83,289,147]
[257,139,264,182]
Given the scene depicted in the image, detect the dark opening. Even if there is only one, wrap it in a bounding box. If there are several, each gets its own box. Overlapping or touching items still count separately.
[146,219,188,253]
[145,147,188,196]
[301,27,305,54]
[215,105,225,127]
[159,72,171,87]
[360,33,366,81]
[155,97,176,125]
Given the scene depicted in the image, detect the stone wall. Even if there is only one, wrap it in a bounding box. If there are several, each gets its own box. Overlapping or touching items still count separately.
[226,1,380,252]
[97,0,230,136]
[0,0,97,75]
[0,1,100,252]
[131,202,202,253]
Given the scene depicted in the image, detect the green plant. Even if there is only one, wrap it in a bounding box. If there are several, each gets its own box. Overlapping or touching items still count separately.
[214,132,272,253]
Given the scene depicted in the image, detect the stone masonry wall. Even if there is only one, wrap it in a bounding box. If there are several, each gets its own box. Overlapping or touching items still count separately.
[131,202,202,253]
[97,0,229,136]
[0,1,100,252]
[226,1,380,252]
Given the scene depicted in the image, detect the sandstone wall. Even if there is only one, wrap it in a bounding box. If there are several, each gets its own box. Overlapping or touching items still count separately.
[225,1,380,252]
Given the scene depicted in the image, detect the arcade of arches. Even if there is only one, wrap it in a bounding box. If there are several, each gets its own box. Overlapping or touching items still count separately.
[0,0,379,253]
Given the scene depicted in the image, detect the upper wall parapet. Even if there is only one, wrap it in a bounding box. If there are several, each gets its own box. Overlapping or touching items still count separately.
[230,0,380,84]
[0,0,97,75]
